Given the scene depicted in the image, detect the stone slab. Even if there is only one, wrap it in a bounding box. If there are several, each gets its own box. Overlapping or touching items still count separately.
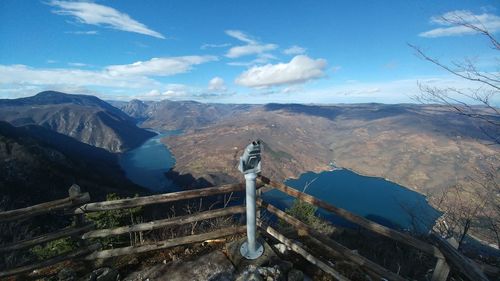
[225,237,277,271]
[123,250,235,281]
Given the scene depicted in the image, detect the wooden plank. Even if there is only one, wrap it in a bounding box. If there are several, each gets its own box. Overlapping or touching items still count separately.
[76,183,244,213]
[431,258,450,281]
[430,234,489,281]
[258,176,444,259]
[83,205,245,239]
[0,243,100,278]
[258,199,408,281]
[85,225,246,260]
[257,221,351,281]
[0,223,94,253]
[0,193,90,222]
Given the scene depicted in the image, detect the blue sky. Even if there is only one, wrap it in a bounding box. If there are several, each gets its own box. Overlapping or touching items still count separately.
[0,0,498,104]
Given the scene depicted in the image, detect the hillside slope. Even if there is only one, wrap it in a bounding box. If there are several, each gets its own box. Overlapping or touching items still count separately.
[0,91,155,152]
[162,103,499,193]
[114,99,256,131]
[0,121,145,209]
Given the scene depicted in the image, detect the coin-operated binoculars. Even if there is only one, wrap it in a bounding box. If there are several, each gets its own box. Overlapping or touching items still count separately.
[238,140,264,259]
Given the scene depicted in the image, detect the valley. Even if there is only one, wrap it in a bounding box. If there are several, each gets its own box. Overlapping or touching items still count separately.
[145,103,498,195]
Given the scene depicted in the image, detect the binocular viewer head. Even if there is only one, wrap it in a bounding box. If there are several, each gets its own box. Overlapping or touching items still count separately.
[238,140,262,174]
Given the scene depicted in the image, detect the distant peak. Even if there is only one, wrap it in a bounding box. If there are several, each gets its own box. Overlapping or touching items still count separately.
[35,90,68,97]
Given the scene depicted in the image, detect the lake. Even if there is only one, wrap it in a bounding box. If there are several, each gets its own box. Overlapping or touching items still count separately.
[120,134,440,232]
[262,169,441,233]
[119,131,180,192]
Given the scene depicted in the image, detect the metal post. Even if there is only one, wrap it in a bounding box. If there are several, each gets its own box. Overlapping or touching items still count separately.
[239,141,264,260]
[245,172,257,253]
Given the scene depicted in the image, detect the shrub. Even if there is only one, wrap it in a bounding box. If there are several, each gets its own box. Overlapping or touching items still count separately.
[85,193,142,248]
[30,238,76,260]
[284,199,335,235]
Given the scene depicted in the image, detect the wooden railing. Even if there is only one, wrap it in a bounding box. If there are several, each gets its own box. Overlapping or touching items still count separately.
[0,183,246,278]
[0,176,492,281]
[79,183,247,260]
[257,175,491,281]
[0,185,98,278]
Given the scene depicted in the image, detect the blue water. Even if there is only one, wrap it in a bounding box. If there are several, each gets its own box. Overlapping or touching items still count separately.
[119,132,441,232]
[263,169,441,233]
[119,131,180,192]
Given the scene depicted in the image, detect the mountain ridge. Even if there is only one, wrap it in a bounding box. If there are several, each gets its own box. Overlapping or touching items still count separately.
[0,91,155,152]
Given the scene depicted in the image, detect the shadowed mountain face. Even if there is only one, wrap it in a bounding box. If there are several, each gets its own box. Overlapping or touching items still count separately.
[0,121,145,209]
[0,91,155,152]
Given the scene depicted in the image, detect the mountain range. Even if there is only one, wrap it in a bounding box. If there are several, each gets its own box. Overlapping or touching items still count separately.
[0,121,145,209]
[1,91,498,205]
[0,91,155,152]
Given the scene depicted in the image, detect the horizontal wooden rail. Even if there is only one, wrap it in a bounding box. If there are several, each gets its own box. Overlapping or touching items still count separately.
[257,220,351,281]
[258,175,444,259]
[258,199,408,281]
[83,205,245,239]
[430,234,489,281]
[85,225,246,260]
[0,223,94,253]
[0,243,100,278]
[75,183,244,213]
[0,193,90,222]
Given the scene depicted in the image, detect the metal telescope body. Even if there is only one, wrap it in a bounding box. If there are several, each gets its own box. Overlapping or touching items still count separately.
[238,140,264,260]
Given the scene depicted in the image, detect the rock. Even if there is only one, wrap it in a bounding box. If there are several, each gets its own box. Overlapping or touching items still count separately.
[235,270,263,281]
[235,265,262,281]
[123,250,235,281]
[273,243,289,255]
[58,268,76,281]
[287,269,304,281]
[258,265,283,281]
[91,267,119,281]
[208,272,234,281]
[277,260,293,274]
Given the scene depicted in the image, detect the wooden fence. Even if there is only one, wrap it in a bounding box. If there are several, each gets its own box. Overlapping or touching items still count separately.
[0,185,98,278]
[0,176,492,281]
[257,175,491,281]
[0,183,246,278]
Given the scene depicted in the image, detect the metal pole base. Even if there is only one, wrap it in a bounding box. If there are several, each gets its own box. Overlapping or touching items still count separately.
[240,241,264,260]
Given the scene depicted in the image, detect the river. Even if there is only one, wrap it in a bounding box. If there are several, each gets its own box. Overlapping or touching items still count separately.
[262,169,441,233]
[119,131,181,192]
[119,134,440,232]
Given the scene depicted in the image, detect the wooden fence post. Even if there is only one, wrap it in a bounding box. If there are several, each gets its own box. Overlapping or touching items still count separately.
[68,184,87,247]
[431,237,458,281]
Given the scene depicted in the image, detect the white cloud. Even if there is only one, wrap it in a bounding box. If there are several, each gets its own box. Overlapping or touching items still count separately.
[227,53,277,67]
[201,43,231,49]
[49,1,165,39]
[420,10,500,38]
[208,77,226,91]
[225,30,257,44]
[0,64,155,89]
[0,55,217,98]
[136,84,191,100]
[235,55,327,88]
[283,45,306,55]
[225,30,278,58]
[132,82,234,101]
[105,56,217,77]
[65,30,99,35]
[226,44,277,58]
[68,62,88,67]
